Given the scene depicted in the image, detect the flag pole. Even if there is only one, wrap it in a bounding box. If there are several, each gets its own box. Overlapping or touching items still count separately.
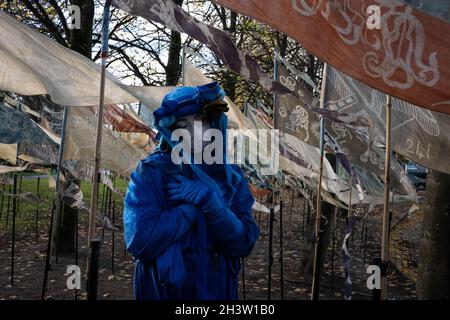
[381,94,392,300]
[273,50,285,300]
[88,0,111,244]
[41,105,68,300]
[86,0,111,301]
[311,62,328,300]
[181,43,187,86]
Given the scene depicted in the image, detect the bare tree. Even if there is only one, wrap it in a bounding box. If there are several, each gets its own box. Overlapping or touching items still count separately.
[417,170,450,299]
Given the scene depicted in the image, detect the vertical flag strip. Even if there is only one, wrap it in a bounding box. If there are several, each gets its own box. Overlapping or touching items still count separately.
[342,214,355,300]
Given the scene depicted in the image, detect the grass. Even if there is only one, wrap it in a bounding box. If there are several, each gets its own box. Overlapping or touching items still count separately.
[0,172,129,235]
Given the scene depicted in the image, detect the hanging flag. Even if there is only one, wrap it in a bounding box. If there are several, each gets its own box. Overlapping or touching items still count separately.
[18,143,58,167]
[274,59,411,194]
[325,66,450,175]
[0,12,173,108]
[0,189,41,203]
[62,106,147,178]
[0,143,17,164]
[0,164,29,174]
[342,215,356,300]
[0,12,136,106]
[400,0,450,22]
[104,105,156,139]
[111,0,292,95]
[212,0,450,115]
[184,57,388,208]
[0,174,14,185]
[0,102,59,146]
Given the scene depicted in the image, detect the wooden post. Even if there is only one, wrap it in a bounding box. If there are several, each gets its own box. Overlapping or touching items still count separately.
[311,63,328,300]
[88,0,111,244]
[381,95,392,300]
[86,0,111,301]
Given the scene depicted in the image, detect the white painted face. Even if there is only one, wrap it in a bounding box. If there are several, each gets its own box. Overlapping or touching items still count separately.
[173,114,212,156]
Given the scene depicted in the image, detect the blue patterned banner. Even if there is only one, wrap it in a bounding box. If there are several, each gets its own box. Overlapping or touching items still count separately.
[0,102,58,146]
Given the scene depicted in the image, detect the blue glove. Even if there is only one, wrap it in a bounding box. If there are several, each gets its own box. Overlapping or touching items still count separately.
[166,176,251,256]
[166,175,225,213]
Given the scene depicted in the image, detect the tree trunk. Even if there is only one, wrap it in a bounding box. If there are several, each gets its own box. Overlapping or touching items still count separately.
[417,170,450,299]
[70,0,94,58]
[301,200,336,278]
[54,0,94,255]
[166,0,183,86]
[221,11,238,101]
[301,154,337,278]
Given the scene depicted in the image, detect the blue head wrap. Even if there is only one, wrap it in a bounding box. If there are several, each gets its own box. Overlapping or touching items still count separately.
[153,82,240,203]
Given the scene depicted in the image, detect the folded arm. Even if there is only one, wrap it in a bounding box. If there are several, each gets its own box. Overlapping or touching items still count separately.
[124,162,197,264]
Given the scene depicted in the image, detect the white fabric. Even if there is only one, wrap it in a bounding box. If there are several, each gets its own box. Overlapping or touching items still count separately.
[0,143,17,164]
[0,12,173,107]
[62,107,147,177]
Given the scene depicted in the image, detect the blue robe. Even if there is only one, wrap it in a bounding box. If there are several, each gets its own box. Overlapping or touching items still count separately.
[124,151,259,300]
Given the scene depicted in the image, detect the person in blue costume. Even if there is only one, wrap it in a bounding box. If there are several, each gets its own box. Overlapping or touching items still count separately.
[124,82,260,300]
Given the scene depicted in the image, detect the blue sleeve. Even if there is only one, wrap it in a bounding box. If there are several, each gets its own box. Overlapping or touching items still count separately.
[124,161,197,264]
[204,166,260,258]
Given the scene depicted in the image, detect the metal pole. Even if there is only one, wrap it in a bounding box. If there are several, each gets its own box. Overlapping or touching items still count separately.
[241,258,246,300]
[363,215,369,265]
[74,198,79,300]
[0,179,6,221]
[41,199,56,300]
[100,183,107,243]
[5,174,12,228]
[330,205,338,290]
[360,215,366,251]
[381,95,392,300]
[311,63,328,300]
[86,239,101,300]
[289,189,295,221]
[389,193,394,243]
[331,162,340,291]
[348,184,353,221]
[10,174,17,286]
[279,200,284,300]
[267,207,275,300]
[35,176,40,239]
[111,175,116,275]
[302,192,306,237]
[51,106,69,259]
[16,173,22,217]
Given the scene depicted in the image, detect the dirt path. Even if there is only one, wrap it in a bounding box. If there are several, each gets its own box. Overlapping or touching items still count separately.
[0,189,421,300]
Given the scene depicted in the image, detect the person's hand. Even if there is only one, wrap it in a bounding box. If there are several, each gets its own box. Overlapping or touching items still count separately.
[166,175,212,206]
[166,175,224,213]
